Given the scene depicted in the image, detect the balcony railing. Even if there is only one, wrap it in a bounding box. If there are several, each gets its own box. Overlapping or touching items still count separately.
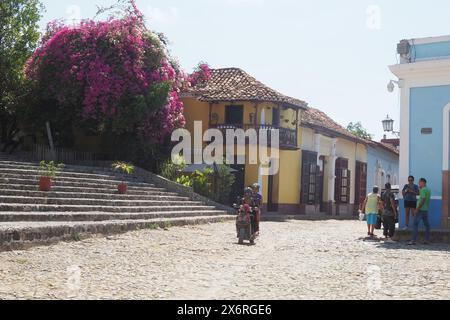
[210,123,298,149]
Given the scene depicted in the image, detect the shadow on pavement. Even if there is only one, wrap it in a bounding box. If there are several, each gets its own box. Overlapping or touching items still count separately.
[357,235,450,251]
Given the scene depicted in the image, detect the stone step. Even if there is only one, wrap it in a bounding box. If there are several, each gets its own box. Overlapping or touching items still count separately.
[0,177,158,190]
[0,189,188,201]
[0,195,203,207]
[0,210,230,222]
[0,167,135,181]
[0,160,116,174]
[0,161,126,178]
[0,203,217,213]
[0,173,154,188]
[0,183,172,196]
[0,215,235,251]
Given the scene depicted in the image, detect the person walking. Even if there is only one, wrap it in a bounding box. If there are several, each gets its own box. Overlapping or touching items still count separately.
[362,186,381,238]
[381,183,397,242]
[409,178,432,245]
[402,176,419,230]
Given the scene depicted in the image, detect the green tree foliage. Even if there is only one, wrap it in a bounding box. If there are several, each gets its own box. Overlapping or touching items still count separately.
[347,122,374,140]
[213,164,236,204]
[0,0,43,141]
[160,155,186,181]
[161,162,236,205]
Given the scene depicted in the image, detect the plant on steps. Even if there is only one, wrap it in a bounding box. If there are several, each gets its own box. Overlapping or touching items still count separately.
[176,175,193,187]
[112,161,135,194]
[38,161,65,192]
[160,155,186,181]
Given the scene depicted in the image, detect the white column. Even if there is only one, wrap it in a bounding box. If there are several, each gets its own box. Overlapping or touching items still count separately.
[328,139,337,202]
[443,103,450,171]
[260,108,266,126]
[398,81,409,198]
[258,108,266,194]
[314,133,321,165]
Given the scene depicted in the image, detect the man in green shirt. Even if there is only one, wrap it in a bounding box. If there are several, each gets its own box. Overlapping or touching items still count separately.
[409,178,431,245]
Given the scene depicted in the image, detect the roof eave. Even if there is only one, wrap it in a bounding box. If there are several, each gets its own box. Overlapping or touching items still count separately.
[301,123,368,145]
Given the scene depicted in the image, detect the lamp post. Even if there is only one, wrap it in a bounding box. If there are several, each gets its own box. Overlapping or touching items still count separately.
[382,115,400,137]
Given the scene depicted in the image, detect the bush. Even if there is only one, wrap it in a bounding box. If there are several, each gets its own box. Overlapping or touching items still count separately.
[166,163,236,205]
[176,175,193,187]
[213,164,236,204]
[160,155,185,181]
[192,169,213,198]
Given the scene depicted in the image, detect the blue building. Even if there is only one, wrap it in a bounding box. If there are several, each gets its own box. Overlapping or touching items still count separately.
[366,141,399,192]
[390,35,450,230]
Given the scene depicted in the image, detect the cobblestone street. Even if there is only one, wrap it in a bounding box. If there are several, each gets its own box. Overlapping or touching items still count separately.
[0,220,449,300]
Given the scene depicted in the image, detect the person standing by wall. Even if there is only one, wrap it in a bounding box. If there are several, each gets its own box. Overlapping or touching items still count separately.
[382,183,397,242]
[409,178,432,245]
[402,176,419,230]
[362,186,381,238]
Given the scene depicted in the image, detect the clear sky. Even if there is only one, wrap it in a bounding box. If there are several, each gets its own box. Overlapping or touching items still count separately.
[39,0,450,140]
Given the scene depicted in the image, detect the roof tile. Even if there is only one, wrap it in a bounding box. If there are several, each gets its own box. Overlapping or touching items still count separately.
[301,107,367,143]
[183,68,308,109]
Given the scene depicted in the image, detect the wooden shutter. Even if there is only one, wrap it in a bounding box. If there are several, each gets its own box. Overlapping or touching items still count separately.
[355,161,368,206]
[314,165,321,205]
[301,151,318,205]
[340,169,351,204]
[301,162,311,204]
[335,158,350,204]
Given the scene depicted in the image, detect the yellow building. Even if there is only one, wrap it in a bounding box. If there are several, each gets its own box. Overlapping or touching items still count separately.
[181,68,308,213]
[181,68,368,216]
[300,108,368,216]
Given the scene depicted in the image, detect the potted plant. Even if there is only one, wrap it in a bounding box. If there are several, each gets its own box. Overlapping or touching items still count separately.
[112,161,135,194]
[38,161,65,192]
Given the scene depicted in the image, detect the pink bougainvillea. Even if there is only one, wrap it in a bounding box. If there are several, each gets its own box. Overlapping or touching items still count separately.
[25,1,211,142]
[188,63,212,87]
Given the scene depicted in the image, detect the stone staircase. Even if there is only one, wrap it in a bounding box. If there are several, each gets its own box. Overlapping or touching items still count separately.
[0,152,234,251]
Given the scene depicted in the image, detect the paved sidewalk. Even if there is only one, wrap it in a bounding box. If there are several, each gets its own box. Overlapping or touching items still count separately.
[0,220,449,300]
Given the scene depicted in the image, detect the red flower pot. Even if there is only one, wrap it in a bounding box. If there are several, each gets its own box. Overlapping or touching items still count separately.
[39,176,52,192]
[118,183,128,195]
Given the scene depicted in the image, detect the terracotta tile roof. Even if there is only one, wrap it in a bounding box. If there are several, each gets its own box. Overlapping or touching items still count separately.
[183,68,308,109]
[301,107,368,143]
[381,138,400,147]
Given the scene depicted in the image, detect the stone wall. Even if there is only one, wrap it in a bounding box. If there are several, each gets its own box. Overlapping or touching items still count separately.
[132,167,235,214]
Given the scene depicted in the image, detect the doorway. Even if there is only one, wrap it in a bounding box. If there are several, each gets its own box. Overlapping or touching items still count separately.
[272,108,280,127]
[318,156,325,212]
[230,164,245,204]
[225,105,244,126]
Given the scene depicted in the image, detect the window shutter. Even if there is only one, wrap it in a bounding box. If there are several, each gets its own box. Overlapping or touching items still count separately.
[314,165,321,205]
[301,151,319,205]
[301,162,311,204]
[335,158,350,204]
[344,169,351,204]
[335,168,341,203]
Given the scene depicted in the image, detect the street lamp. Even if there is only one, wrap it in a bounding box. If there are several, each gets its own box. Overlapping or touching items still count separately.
[382,115,400,137]
[387,79,404,92]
